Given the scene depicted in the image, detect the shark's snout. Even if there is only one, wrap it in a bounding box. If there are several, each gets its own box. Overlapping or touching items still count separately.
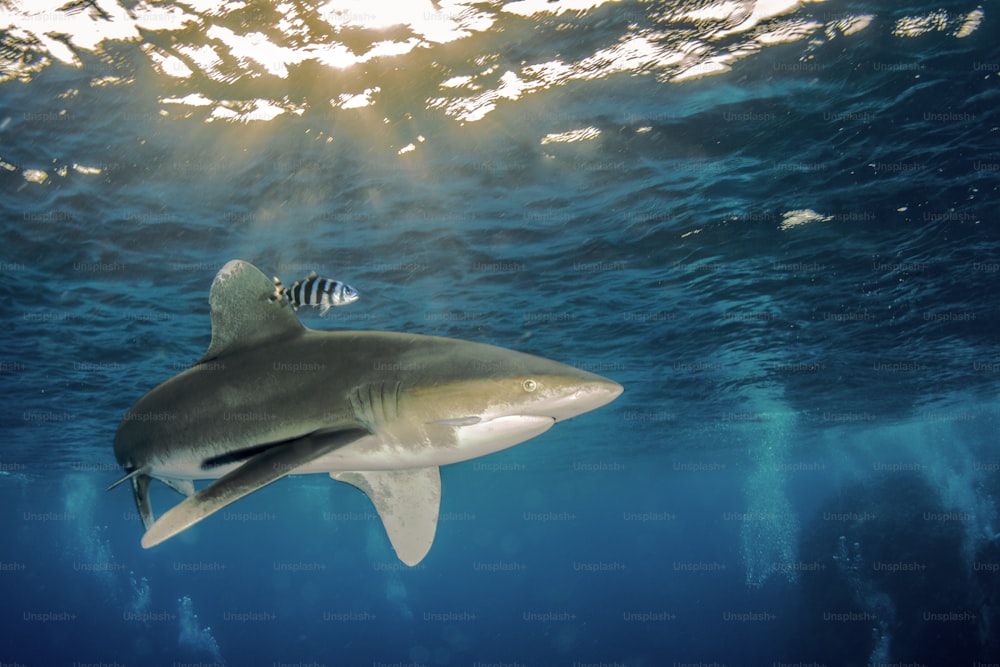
[538,375,624,422]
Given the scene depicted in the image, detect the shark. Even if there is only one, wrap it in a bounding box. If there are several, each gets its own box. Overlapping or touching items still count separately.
[111,259,623,565]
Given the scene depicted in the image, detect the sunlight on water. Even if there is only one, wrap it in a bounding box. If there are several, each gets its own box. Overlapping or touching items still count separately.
[892,7,984,38]
[5,0,978,126]
[503,0,619,17]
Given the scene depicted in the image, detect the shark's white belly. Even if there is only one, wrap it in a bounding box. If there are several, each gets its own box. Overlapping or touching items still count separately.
[305,414,555,472]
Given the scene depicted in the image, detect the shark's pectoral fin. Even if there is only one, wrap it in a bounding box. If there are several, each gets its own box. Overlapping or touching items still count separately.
[331,467,441,567]
[141,428,368,549]
[161,477,195,497]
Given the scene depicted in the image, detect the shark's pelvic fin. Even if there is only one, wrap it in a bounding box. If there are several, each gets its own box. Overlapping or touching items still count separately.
[331,467,441,567]
[199,259,305,364]
[141,428,368,549]
[161,477,195,498]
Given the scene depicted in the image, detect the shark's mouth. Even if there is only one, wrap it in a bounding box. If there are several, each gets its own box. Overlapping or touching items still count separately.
[445,414,557,456]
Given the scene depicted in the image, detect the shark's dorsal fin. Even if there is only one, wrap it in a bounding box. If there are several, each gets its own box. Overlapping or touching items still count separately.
[330,468,441,566]
[199,260,305,363]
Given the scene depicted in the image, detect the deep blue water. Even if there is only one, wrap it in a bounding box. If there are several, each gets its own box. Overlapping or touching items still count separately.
[2,0,1000,665]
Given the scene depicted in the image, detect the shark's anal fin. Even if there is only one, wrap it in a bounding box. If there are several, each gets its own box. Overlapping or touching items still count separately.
[141,428,368,549]
[330,467,441,567]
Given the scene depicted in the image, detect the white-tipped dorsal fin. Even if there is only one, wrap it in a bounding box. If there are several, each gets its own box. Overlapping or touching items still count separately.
[331,468,441,567]
[199,259,304,363]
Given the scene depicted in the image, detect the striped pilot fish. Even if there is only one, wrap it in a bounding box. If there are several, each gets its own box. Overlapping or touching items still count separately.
[271,271,359,316]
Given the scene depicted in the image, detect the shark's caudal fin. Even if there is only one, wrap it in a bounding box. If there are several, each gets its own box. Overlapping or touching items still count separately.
[331,468,441,566]
[133,473,154,530]
[107,466,145,490]
[141,428,368,549]
[107,468,157,530]
[199,259,305,363]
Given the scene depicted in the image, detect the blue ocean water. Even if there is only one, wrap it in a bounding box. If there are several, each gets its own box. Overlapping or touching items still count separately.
[2,0,999,665]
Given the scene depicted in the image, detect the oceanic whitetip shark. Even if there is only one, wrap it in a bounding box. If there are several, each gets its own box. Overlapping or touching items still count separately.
[111,260,623,565]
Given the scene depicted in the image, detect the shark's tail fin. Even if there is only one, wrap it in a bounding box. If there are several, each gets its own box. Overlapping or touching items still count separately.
[108,467,155,530]
[107,467,145,491]
[131,473,155,530]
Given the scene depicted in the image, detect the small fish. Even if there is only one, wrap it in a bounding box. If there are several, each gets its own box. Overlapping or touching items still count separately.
[271,271,359,316]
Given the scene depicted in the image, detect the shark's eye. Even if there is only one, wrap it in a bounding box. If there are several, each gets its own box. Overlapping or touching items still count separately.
[522,379,537,392]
